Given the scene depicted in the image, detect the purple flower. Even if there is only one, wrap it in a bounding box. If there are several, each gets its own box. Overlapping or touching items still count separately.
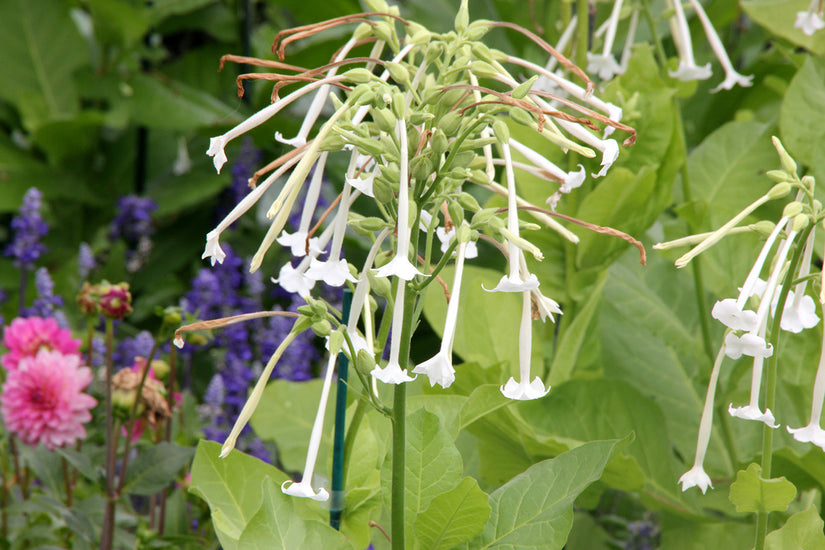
[4,188,48,269]
[217,137,263,221]
[24,268,65,322]
[115,330,155,368]
[78,243,96,279]
[109,195,158,244]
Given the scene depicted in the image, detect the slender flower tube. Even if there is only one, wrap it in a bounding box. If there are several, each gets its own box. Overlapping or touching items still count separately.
[371,281,415,384]
[206,75,347,174]
[518,254,562,322]
[687,0,754,92]
[538,15,577,76]
[276,38,358,147]
[587,0,624,80]
[509,138,586,197]
[554,118,619,178]
[374,118,424,281]
[203,152,303,265]
[282,352,337,501]
[679,345,727,493]
[618,9,640,74]
[728,317,778,428]
[667,0,712,81]
[276,153,329,257]
[413,241,468,388]
[485,143,539,292]
[710,217,789,332]
[787,305,825,450]
[221,331,298,457]
[500,291,550,400]
[780,230,820,333]
[342,228,390,357]
[795,0,825,35]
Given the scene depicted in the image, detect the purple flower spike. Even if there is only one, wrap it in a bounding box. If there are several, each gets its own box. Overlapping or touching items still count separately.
[4,188,48,269]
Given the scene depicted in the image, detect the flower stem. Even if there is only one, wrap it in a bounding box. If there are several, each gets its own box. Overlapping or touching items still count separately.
[101,318,116,550]
[755,223,813,550]
[391,282,416,550]
[575,0,590,70]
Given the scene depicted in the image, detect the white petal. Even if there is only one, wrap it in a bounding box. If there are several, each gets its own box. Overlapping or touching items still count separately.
[711,299,758,331]
[668,61,712,81]
[373,255,424,281]
[724,332,772,359]
[277,230,310,257]
[711,71,754,93]
[586,52,623,80]
[728,404,778,428]
[560,165,586,192]
[594,141,619,178]
[412,352,456,389]
[787,423,825,450]
[795,11,825,35]
[202,231,226,266]
[483,273,539,293]
[780,295,820,333]
[273,262,315,297]
[532,289,563,322]
[371,362,415,384]
[305,258,357,287]
[206,137,228,173]
[274,132,308,148]
[500,376,550,400]
[678,465,713,494]
[281,480,329,501]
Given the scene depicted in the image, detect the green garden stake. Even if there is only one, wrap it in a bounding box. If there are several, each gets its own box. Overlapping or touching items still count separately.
[330,288,352,530]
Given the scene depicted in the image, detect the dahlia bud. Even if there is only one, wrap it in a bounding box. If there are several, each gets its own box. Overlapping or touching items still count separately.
[77,282,101,316]
[99,282,133,320]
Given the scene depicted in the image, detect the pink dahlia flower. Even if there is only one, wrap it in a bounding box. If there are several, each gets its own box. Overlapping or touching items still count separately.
[2,316,82,371]
[1,349,97,450]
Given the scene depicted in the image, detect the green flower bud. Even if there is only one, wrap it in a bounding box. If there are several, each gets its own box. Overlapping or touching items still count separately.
[439,111,463,136]
[440,89,468,113]
[430,129,448,157]
[409,112,434,125]
[320,135,347,151]
[372,108,396,134]
[356,349,376,373]
[767,182,791,199]
[511,76,538,100]
[749,221,775,236]
[386,62,411,87]
[373,177,395,204]
[456,192,481,212]
[469,169,490,184]
[411,153,435,182]
[372,21,398,47]
[454,0,469,33]
[380,162,400,182]
[469,60,499,79]
[802,175,815,193]
[312,319,332,338]
[363,0,389,12]
[771,136,797,175]
[328,328,345,355]
[379,133,400,158]
[765,170,792,183]
[470,38,495,60]
[293,315,314,334]
[509,107,536,127]
[492,119,510,143]
[782,201,804,218]
[349,215,390,234]
[455,221,472,243]
[366,269,393,298]
[471,207,498,226]
[345,68,375,84]
[448,200,464,226]
[452,151,476,169]
[353,22,373,41]
[792,213,809,232]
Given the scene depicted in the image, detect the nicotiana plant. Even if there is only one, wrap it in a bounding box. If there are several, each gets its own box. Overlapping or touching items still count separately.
[657,138,824,549]
[179,1,644,548]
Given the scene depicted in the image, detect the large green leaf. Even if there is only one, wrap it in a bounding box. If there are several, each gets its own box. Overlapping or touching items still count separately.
[414,477,491,550]
[660,514,753,550]
[122,442,194,496]
[729,463,796,514]
[249,379,333,474]
[742,0,825,56]
[236,477,353,550]
[0,0,86,129]
[779,56,825,172]
[765,505,825,549]
[518,379,690,512]
[464,438,626,550]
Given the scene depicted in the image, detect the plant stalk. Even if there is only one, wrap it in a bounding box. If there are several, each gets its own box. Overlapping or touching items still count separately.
[101,318,116,550]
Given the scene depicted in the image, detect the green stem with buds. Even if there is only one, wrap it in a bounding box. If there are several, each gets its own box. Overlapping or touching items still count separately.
[755,222,814,550]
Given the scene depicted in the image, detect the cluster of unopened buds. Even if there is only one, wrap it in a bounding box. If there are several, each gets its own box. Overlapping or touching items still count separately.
[657,137,824,494]
[177,0,646,501]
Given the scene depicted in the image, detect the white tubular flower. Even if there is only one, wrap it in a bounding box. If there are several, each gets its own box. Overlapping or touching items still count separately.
[687,0,754,92]
[711,299,758,332]
[788,310,825,450]
[305,161,358,287]
[275,262,316,297]
[795,0,825,35]
[221,331,297,458]
[724,331,772,360]
[518,253,562,323]
[736,218,789,309]
[667,0,712,82]
[553,118,618,178]
[374,118,424,281]
[281,352,337,501]
[413,242,468,388]
[276,38,358,147]
[202,151,303,265]
[347,162,377,198]
[679,345,726,493]
[277,153,329,257]
[780,230,820,333]
[371,281,415,384]
[501,291,550,400]
[619,9,640,75]
[509,138,586,196]
[485,143,539,293]
[587,0,624,80]
[728,319,778,428]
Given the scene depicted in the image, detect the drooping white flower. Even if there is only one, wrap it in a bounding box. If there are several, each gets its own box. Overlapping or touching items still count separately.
[687,0,754,92]
[274,262,316,297]
[435,226,478,258]
[500,291,550,400]
[795,0,825,35]
[509,138,586,200]
[728,316,779,428]
[413,241,468,388]
[724,331,772,360]
[282,352,337,501]
[667,0,712,82]
[780,230,820,333]
[712,299,758,332]
[788,299,825,451]
[371,280,416,384]
[373,118,424,281]
[586,0,624,80]
[679,345,726,493]
[276,153,329,257]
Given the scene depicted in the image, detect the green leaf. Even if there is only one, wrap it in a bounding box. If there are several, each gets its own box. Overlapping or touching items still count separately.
[56,448,101,484]
[394,408,464,538]
[249,379,334,473]
[414,477,490,550]
[780,56,825,169]
[660,514,753,550]
[466,438,626,550]
[0,0,86,129]
[518,379,688,511]
[190,440,287,550]
[236,477,352,550]
[422,265,541,370]
[765,505,825,549]
[742,0,825,56]
[88,0,150,48]
[729,463,796,513]
[458,384,510,430]
[122,442,194,496]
